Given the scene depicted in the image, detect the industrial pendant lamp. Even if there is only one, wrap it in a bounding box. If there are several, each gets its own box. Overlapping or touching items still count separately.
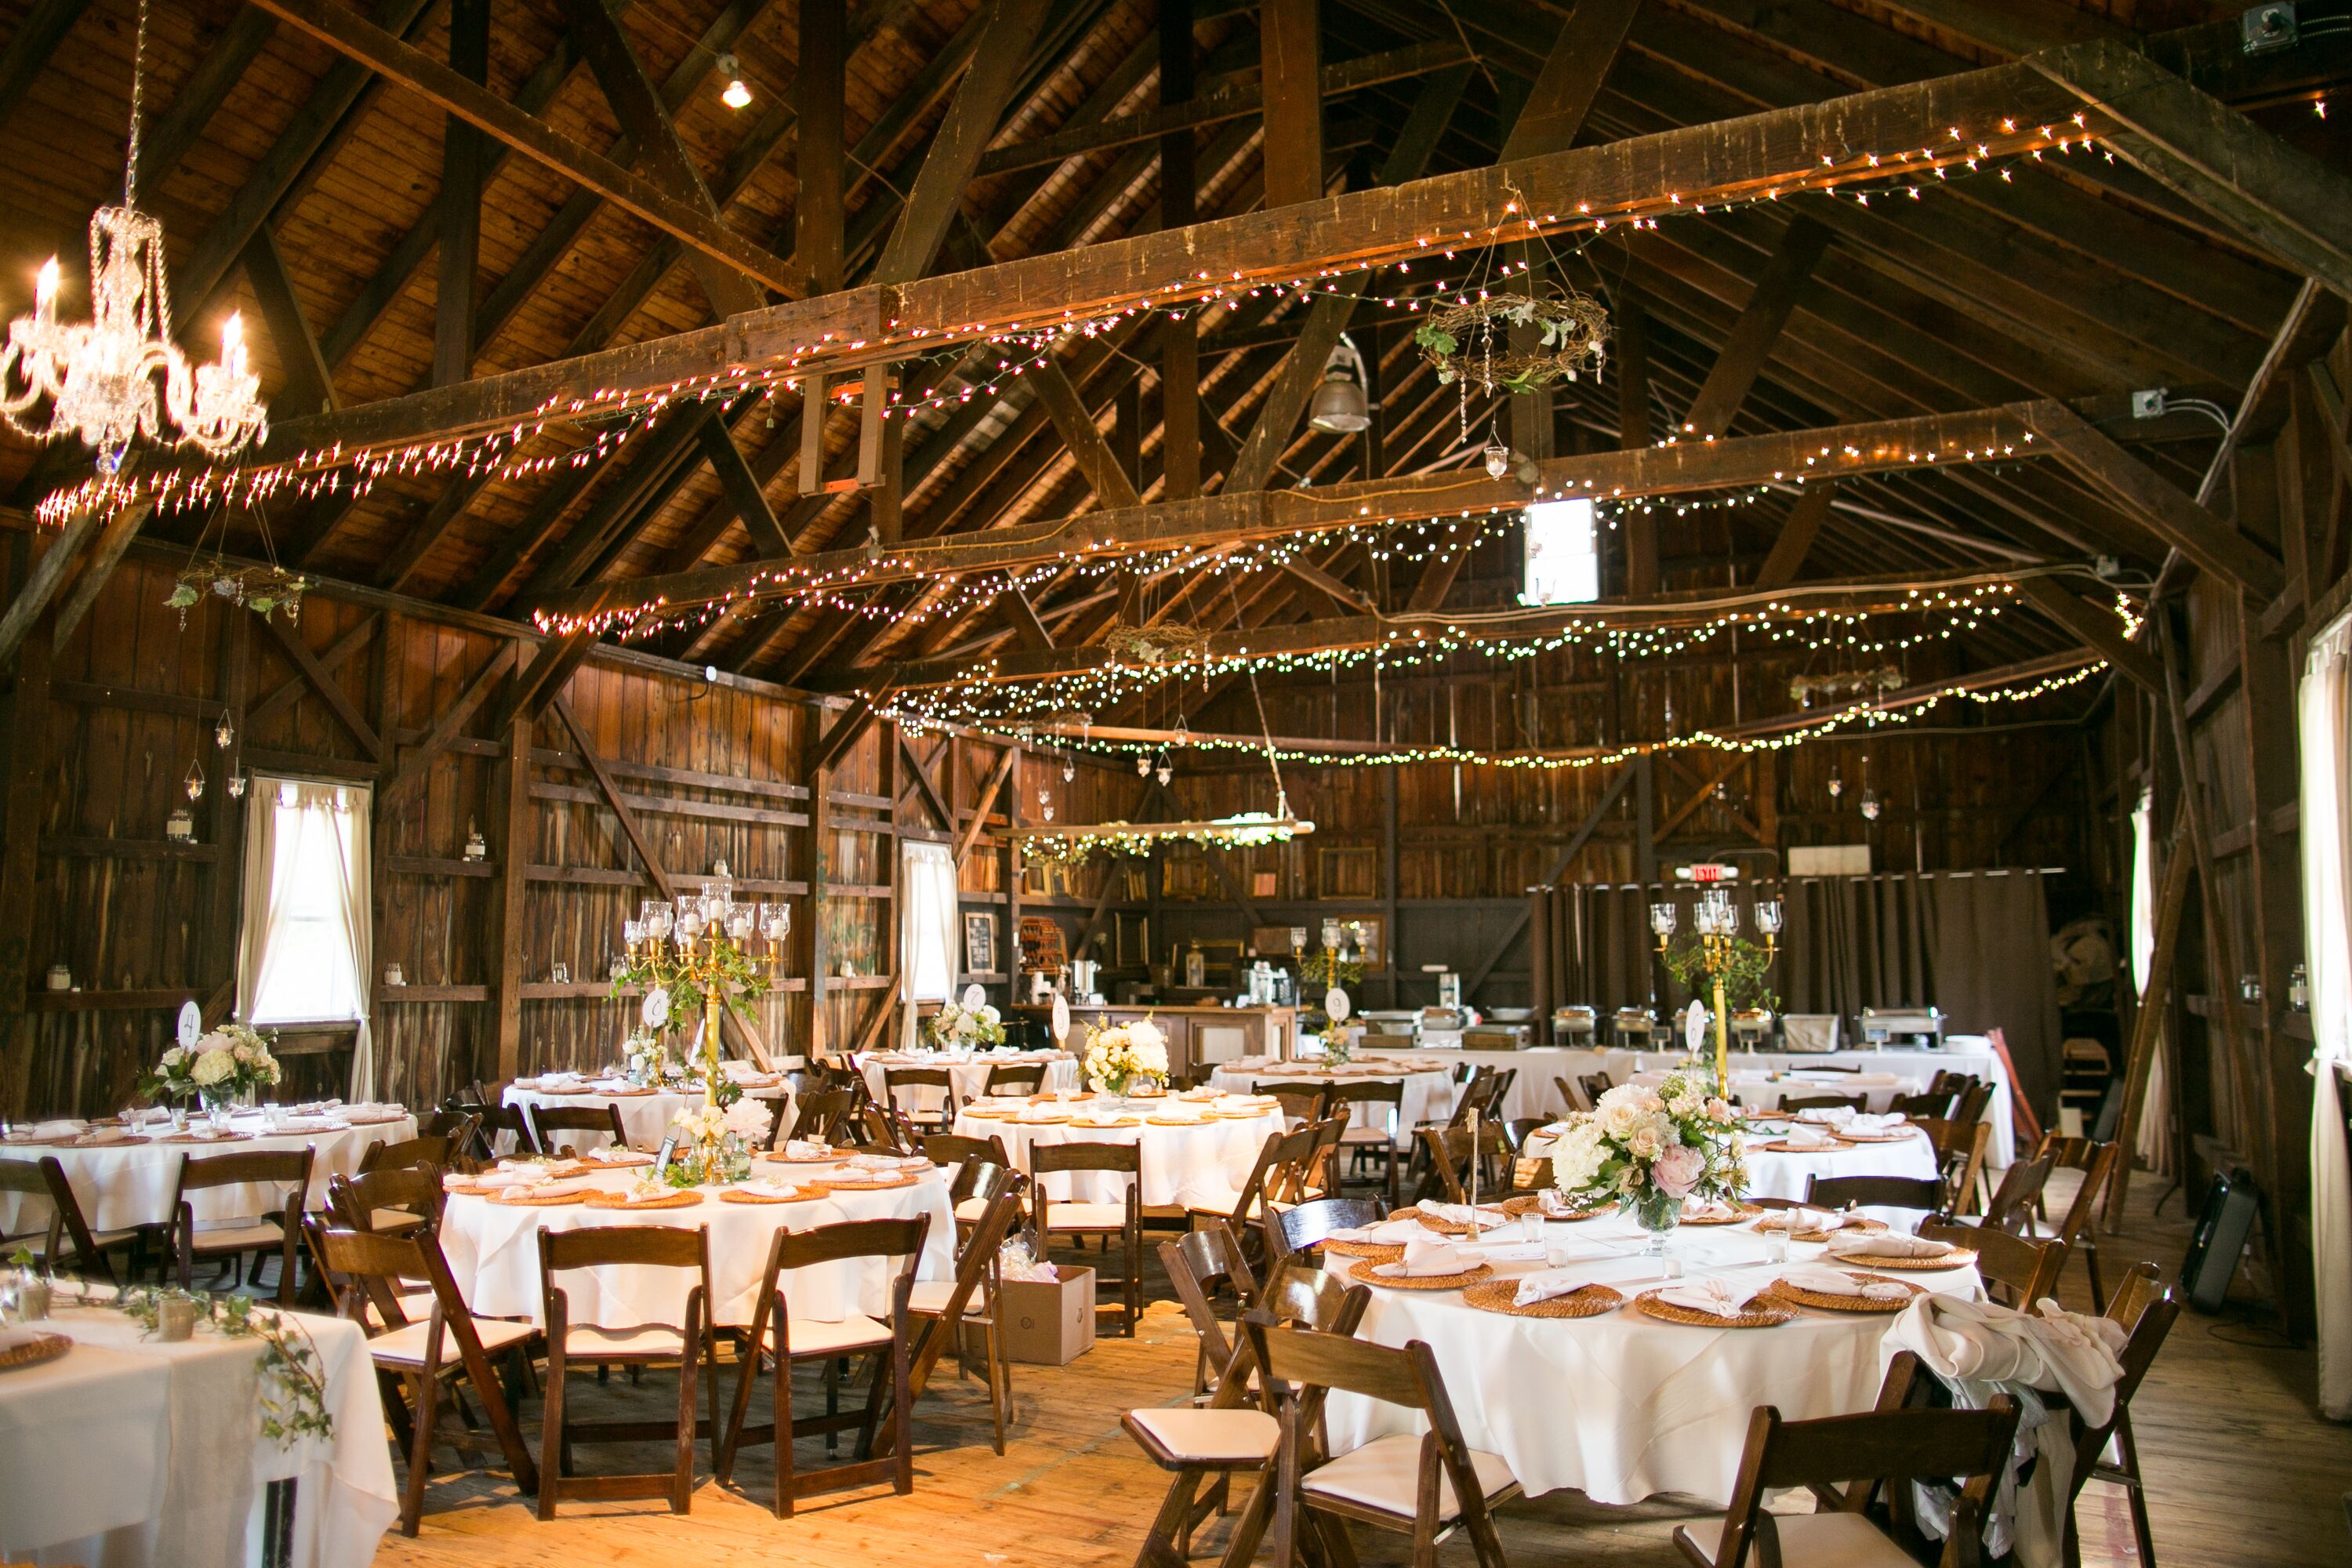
[1306,333,1371,434]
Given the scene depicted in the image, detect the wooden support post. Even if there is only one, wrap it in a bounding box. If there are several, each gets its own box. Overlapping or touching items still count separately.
[494,712,532,1084]
[241,228,338,418]
[1259,0,1322,209]
[0,614,51,1116]
[1159,0,1199,502]
[434,0,488,388]
[1003,745,1025,999]
[1755,483,1831,589]
[1681,217,1831,439]
[203,614,250,1024]
[807,753,833,1058]
[1382,764,1400,1009]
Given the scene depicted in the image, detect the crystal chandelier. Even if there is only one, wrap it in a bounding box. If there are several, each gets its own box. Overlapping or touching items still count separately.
[0,0,265,474]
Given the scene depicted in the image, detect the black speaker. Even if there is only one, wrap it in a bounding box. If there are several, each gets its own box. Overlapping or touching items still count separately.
[2181,1167,2259,1313]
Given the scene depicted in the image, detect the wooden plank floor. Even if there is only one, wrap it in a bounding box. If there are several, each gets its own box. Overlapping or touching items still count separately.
[374,1175,2352,1566]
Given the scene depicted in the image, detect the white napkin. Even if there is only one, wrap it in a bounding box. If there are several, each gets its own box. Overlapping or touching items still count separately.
[1887,1292,2128,1423]
[1387,1237,1468,1277]
[1795,1105,1857,1127]
[474,1166,554,1189]
[441,1171,477,1191]
[1512,1256,1658,1305]
[1681,1197,1741,1222]
[516,1179,586,1199]
[583,1145,641,1163]
[1765,1206,1846,1234]
[1656,1277,1748,1319]
[843,1152,924,1172]
[72,1127,129,1147]
[782,1139,835,1160]
[25,1120,80,1139]
[0,1324,45,1352]
[1828,1232,1954,1261]
[1417,1201,1510,1228]
[739,1179,805,1200]
[1842,1112,1906,1135]
[1778,1126,1841,1151]
[1537,1188,1595,1218]
[1330,1218,1429,1245]
[1781,1265,1912,1303]
[541,1073,583,1087]
[1072,1112,1127,1127]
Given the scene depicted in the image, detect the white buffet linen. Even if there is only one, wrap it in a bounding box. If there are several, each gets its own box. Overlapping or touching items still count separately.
[1323,1208,1981,1505]
[1209,1057,1459,1147]
[953,1102,1285,1210]
[434,1163,955,1329]
[500,1080,791,1152]
[0,1112,418,1236]
[0,1286,396,1568]
[857,1049,1077,1114]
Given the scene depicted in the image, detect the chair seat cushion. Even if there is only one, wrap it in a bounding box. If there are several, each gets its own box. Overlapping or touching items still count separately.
[766,1314,893,1356]
[187,1221,289,1254]
[907,1279,960,1316]
[1044,1201,1130,1231]
[1128,1406,1279,1465]
[368,1207,427,1234]
[1301,1432,1515,1521]
[371,1315,535,1366]
[1182,1186,1250,1220]
[1340,1125,1396,1145]
[565,1323,689,1359]
[953,1196,990,1223]
[1675,1511,1920,1568]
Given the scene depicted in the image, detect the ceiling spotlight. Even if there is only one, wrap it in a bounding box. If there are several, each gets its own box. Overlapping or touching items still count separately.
[718,54,752,110]
[1306,333,1371,434]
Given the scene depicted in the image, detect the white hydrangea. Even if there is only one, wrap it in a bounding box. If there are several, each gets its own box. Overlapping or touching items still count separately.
[190,1047,234,1087]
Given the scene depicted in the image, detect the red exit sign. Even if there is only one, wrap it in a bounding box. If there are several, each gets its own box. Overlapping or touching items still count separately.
[1675,862,1740,883]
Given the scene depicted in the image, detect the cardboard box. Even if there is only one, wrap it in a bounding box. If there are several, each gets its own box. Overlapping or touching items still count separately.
[996,1265,1097,1366]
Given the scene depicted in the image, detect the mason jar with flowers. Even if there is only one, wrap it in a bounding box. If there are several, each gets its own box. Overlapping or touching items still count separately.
[143,1024,282,1132]
[920,1000,1005,1054]
[666,1098,770,1185]
[1545,1073,1746,1254]
[1080,1018,1169,1105]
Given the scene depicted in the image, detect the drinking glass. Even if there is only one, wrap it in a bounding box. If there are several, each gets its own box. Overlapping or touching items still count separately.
[1763,1228,1791,1265]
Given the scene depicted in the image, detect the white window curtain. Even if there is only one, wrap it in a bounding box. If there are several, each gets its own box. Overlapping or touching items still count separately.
[237,779,375,1099]
[899,840,959,1047]
[2298,612,2352,1419]
[2127,792,2169,1173]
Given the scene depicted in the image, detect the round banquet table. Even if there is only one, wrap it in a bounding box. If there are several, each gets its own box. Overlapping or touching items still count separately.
[0,1109,418,1235]
[0,1282,397,1568]
[501,1078,793,1151]
[1323,1209,1983,1505]
[1632,1066,1918,1114]
[434,1162,956,1329]
[952,1098,1287,1210]
[1525,1120,1944,1207]
[858,1048,1077,1114]
[1208,1057,1459,1149]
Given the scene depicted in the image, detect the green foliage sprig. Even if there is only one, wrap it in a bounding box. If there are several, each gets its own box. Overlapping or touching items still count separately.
[118,1287,334,1446]
[1297,947,1363,991]
[1660,933,1781,1014]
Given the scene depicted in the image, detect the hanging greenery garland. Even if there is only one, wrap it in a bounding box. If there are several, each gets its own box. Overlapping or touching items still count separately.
[1414,285,1610,395]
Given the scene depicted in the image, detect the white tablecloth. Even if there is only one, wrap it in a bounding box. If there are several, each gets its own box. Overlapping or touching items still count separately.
[435,1163,955,1329]
[1356,1046,1577,1123]
[502,1081,792,1152]
[0,1112,419,1234]
[1555,1045,2016,1165]
[0,1285,397,1568]
[1323,1210,1982,1505]
[858,1049,1077,1114]
[953,1101,1287,1210]
[1209,1057,1458,1149]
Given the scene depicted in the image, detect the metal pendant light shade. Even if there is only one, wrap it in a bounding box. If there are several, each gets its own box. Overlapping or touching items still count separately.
[1306,333,1371,433]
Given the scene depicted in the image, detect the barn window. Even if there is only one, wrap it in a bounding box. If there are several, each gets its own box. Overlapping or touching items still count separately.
[241,779,372,1029]
[1521,498,1600,605]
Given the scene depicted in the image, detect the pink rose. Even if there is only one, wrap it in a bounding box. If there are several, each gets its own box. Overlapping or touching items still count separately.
[1651,1142,1706,1200]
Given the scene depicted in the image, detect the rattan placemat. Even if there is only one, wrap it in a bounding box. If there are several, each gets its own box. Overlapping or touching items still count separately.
[1348,1258,1493,1290]
[1321,1238,1406,1261]
[1633,1289,1794,1328]
[1461,1279,1622,1319]
[761,1149,847,1163]
[605,1086,656,1097]
[812,1173,918,1192]
[1145,1116,1210,1127]
[535,1086,592,1096]
[1823,1245,1975,1272]
[1500,1194,1614,1221]
[1755,1139,1856,1154]
[1679,1204,1763,1226]
[961,1109,1011,1120]
[720,1186,824,1204]
[1069,1116,1143,1129]
[581,1155,655,1171]
[487,1186,589,1206]
[155,1132,252,1145]
[1030,1091,1095,1104]
[1831,1131,1916,1144]
[1408,1208,1514,1236]
[1762,1273,1923,1313]
[1753,1213,1888,1240]
[585,1189,703,1210]
[0,1330,71,1372]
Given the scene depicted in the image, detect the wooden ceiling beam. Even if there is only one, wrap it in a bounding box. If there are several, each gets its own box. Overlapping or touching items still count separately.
[1678,216,1831,438]
[2027,401,2286,597]
[246,0,807,297]
[239,229,338,421]
[2013,575,2161,694]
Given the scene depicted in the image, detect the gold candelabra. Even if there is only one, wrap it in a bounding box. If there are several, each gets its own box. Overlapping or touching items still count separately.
[1650,888,1782,1100]
[619,879,789,1109]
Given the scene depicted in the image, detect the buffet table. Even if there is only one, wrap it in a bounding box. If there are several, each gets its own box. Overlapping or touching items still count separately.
[1323,1210,1982,1505]
[0,1286,397,1568]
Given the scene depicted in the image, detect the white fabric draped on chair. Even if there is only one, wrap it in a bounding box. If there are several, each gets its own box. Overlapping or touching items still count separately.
[2298,612,2352,1420]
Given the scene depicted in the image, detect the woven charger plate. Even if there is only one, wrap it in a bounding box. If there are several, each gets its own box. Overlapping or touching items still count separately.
[1825,1246,1976,1272]
[1762,1272,1924,1313]
[0,1330,72,1373]
[813,1173,918,1192]
[1069,1116,1143,1129]
[586,1189,703,1210]
[156,1132,252,1145]
[1146,1116,1210,1127]
[1755,1139,1856,1154]
[720,1186,824,1205]
[581,1154,656,1170]
[1348,1258,1494,1291]
[1633,1289,1795,1328]
[1030,1091,1094,1104]
[1679,1204,1764,1226]
[761,1149,846,1163]
[1754,1212,1888,1236]
[1321,1237,1406,1261]
[1500,1194,1612,1221]
[605,1086,657,1097]
[961,1109,1011,1120]
[488,1186,589,1207]
[535,1086,592,1096]
[1461,1279,1623,1319]
[1833,1131,1915,1144]
[1407,1208,1513,1236]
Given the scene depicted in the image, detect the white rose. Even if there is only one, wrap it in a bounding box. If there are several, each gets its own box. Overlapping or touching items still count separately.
[1127,1018,1164,1052]
[1599,1099,1644,1139]
[979,1004,1000,1026]
[190,1048,234,1087]
[1628,1125,1664,1160]
[160,1047,184,1069]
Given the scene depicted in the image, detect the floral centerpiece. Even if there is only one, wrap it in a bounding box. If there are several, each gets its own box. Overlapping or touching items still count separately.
[920,999,1005,1053]
[1081,1017,1169,1099]
[622,1029,677,1087]
[142,1023,281,1123]
[666,1098,771,1185]
[1546,1072,1747,1253]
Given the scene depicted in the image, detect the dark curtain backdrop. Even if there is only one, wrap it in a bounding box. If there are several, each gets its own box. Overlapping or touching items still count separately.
[1536,873,2061,1119]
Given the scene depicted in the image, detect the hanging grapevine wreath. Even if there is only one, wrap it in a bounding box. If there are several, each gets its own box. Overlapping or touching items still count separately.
[1414,285,1611,396]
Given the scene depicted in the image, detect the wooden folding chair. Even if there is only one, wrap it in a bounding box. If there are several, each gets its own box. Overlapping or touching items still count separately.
[1256,1081,1333,1127]
[1918,1218,2067,1310]
[473,1101,536,1157]
[2032,1134,2120,1309]
[526,1102,627,1155]
[0,1153,132,1283]
[308,1220,540,1534]
[1912,1116,1991,1217]
[1413,1123,1513,1207]
[1246,1316,1520,1568]
[1803,1174,1947,1218]
[359,1131,456,1176]
[1189,1123,1318,1270]
[171,1147,315,1302]
[537,1224,720,1519]
[881,1065,962,1136]
[1032,1140,1143,1336]
[2068,1263,2177,1568]
[1265,1194,1390,1269]
[1577,1071,1614,1110]
[325,1163,444,1240]
[1980,1147,2058,1236]
[906,1182,1027,1455]
[1123,1261,1371,1568]
[1163,1220,1260,1400]
[1330,1080,1406,1205]
[718,1215,928,1515]
[1675,1352,2021,1567]
[787,1087,862,1145]
[981,1061,1047,1096]
[1780,1092,1870,1113]
[1892,1089,1961,1120]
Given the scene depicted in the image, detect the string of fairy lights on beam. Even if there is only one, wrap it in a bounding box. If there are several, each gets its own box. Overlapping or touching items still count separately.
[34,110,2113,527]
[920,657,2111,774]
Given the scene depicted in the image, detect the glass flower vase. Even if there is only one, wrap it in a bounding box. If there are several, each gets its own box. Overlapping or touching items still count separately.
[1628,1189,1682,1257]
